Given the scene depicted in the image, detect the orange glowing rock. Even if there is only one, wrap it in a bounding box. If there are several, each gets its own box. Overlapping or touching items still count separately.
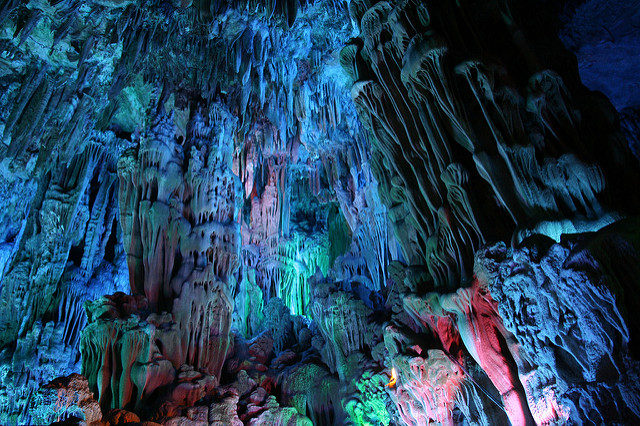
[387,367,397,388]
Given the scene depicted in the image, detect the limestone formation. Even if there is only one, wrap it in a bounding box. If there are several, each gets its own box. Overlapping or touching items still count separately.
[81,106,242,415]
[0,0,639,424]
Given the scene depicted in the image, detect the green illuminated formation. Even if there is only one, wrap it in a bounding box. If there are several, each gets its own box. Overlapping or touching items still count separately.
[276,233,331,317]
[344,371,393,426]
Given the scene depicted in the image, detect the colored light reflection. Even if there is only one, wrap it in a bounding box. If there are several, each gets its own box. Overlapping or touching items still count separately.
[387,367,397,388]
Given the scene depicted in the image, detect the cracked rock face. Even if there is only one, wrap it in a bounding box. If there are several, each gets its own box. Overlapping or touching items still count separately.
[0,0,639,424]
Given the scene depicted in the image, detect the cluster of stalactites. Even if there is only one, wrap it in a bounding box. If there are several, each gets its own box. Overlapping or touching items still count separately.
[310,281,371,380]
[326,134,399,292]
[342,0,640,288]
[192,0,310,28]
[0,143,115,348]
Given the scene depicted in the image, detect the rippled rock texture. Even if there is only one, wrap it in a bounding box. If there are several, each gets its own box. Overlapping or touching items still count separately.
[0,0,639,424]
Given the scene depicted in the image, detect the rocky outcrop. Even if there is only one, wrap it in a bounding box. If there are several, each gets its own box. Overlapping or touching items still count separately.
[44,374,102,424]
[557,0,640,112]
[398,218,640,424]
[480,219,640,423]
[404,282,536,425]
